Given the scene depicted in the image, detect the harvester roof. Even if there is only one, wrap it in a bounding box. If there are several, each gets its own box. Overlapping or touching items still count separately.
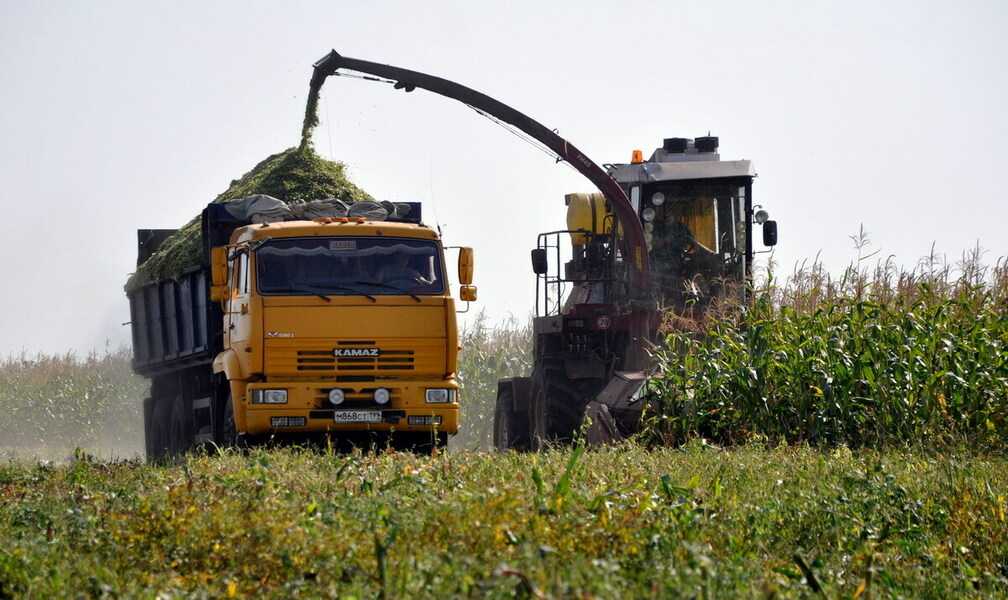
[607,136,756,184]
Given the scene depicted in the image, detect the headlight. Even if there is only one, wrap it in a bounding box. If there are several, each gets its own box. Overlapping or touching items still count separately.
[271,417,306,427]
[425,389,456,404]
[328,388,345,405]
[642,207,656,222]
[252,389,288,404]
[408,415,443,426]
[374,388,390,405]
[651,192,665,206]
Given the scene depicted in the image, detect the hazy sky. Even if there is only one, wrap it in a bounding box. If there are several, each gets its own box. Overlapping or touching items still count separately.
[1,1,1006,357]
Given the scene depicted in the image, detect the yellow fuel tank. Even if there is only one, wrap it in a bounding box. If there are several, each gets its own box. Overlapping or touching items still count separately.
[565,192,611,245]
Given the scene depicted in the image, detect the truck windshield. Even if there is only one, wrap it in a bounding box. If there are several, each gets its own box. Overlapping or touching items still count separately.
[256,237,445,297]
[644,181,748,311]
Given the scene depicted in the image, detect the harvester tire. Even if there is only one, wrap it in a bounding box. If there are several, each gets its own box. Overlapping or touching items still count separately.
[530,361,586,451]
[493,389,530,451]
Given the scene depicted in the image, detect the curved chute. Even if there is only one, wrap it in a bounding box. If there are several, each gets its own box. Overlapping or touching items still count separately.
[307,50,651,299]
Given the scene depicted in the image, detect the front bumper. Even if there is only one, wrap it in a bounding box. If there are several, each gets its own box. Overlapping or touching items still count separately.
[240,380,460,436]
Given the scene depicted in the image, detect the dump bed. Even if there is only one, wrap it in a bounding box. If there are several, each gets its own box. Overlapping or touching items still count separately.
[129,264,222,377]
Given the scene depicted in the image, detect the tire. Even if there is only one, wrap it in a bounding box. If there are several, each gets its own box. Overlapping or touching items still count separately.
[146,397,172,464]
[168,397,193,457]
[416,430,448,455]
[143,396,157,462]
[530,361,587,451]
[493,390,530,451]
[530,378,551,451]
[393,430,447,455]
[220,394,239,449]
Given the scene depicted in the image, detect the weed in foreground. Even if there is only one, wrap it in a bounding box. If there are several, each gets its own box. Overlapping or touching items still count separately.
[0,445,1005,598]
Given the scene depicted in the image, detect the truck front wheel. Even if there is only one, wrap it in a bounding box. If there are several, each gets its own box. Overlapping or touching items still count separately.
[392,430,447,455]
[220,395,238,448]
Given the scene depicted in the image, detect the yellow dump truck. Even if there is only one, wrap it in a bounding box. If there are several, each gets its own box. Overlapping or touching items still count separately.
[128,198,474,460]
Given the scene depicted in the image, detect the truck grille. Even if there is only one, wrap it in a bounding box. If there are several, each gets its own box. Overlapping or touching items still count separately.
[265,339,445,377]
[296,349,414,371]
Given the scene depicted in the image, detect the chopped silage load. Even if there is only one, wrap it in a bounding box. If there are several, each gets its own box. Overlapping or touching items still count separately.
[124,146,375,292]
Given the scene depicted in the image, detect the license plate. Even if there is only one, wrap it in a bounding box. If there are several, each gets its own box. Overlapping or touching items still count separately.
[333,410,382,424]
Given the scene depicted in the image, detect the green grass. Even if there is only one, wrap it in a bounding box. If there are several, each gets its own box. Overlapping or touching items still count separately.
[0,444,1006,598]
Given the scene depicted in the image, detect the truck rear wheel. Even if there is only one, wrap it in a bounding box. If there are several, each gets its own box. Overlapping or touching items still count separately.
[145,396,172,463]
[168,397,193,456]
[143,397,156,461]
[493,389,530,451]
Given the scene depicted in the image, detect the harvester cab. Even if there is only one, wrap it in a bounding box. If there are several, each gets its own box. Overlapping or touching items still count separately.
[608,136,777,313]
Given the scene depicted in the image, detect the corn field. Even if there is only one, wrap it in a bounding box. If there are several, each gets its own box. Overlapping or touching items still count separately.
[454,310,533,449]
[648,246,1008,449]
[0,347,147,460]
[3,248,1007,456]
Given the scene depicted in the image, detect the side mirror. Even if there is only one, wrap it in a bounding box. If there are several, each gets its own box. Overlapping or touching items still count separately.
[457,247,474,285]
[762,220,778,247]
[531,248,548,275]
[210,246,230,301]
[459,285,477,302]
[211,247,228,286]
[210,285,229,303]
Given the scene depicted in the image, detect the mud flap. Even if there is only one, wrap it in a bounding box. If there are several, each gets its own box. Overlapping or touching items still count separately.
[582,371,648,447]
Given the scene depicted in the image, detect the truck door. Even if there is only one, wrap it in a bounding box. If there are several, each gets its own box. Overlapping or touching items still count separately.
[226,252,253,352]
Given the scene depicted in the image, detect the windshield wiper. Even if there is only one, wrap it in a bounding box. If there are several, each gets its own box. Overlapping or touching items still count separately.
[356,281,421,303]
[318,284,376,303]
[276,284,378,303]
[267,286,333,302]
[228,236,273,260]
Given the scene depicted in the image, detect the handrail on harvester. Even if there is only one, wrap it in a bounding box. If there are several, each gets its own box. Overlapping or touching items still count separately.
[308,50,651,300]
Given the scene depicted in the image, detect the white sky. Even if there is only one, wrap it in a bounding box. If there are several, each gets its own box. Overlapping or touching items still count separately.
[1,1,1006,357]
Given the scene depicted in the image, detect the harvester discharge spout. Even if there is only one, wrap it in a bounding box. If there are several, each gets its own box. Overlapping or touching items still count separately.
[306,49,659,448]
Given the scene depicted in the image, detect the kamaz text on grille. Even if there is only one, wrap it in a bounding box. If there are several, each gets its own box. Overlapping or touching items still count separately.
[333,348,380,357]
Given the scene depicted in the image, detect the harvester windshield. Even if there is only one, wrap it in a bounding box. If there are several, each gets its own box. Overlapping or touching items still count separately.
[643,181,749,311]
[607,136,774,315]
[256,237,445,296]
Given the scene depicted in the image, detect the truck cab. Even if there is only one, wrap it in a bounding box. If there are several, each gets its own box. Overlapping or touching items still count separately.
[213,217,468,442]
